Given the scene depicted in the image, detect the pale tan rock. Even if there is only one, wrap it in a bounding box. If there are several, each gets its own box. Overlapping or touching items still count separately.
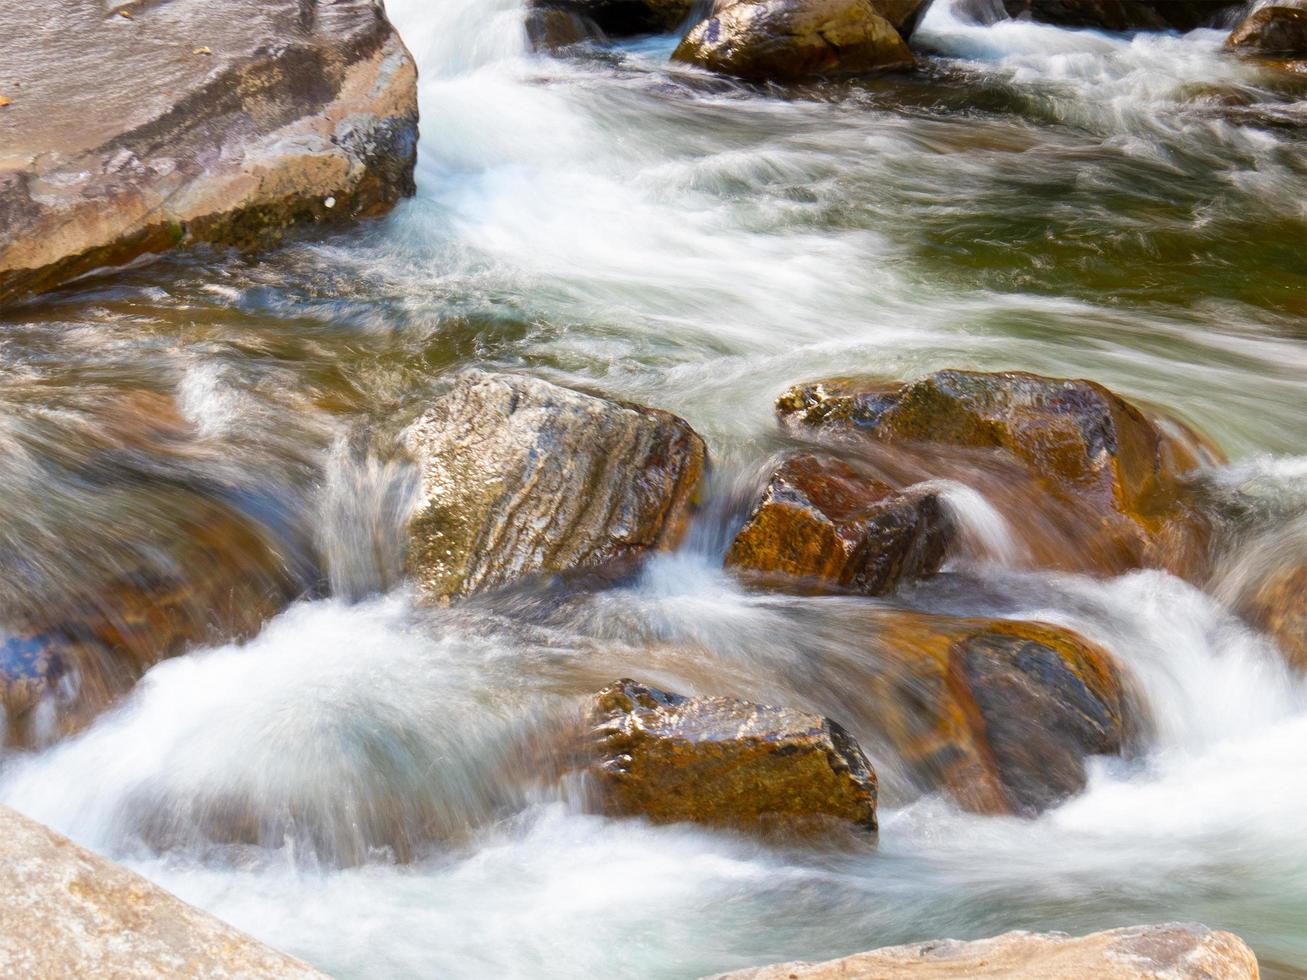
[707,922,1260,979]
[0,0,419,304]
[0,805,325,978]
[404,372,706,601]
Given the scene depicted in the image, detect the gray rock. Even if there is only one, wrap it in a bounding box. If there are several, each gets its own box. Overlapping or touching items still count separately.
[404,372,706,601]
[0,0,419,304]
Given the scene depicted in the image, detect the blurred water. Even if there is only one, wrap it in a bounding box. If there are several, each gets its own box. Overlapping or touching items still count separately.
[1,0,1306,976]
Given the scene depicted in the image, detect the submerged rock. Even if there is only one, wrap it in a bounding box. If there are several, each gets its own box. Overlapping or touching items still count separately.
[0,805,325,978]
[673,0,915,83]
[997,0,1242,31]
[404,372,706,601]
[525,4,607,49]
[777,370,1221,579]
[1238,561,1307,672]
[1226,5,1307,55]
[705,922,1259,979]
[531,0,697,35]
[725,452,953,596]
[0,0,418,304]
[580,679,879,834]
[860,612,1135,815]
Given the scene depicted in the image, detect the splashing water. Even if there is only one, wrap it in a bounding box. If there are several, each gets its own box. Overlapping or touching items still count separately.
[1,0,1306,976]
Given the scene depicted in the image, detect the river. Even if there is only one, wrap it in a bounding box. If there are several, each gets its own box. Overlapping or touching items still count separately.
[1,0,1305,976]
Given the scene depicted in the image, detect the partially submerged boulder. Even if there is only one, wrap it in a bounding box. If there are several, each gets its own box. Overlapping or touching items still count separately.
[580,679,879,834]
[673,0,915,83]
[526,4,607,49]
[531,0,697,35]
[0,805,325,978]
[725,452,953,596]
[777,370,1222,578]
[859,612,1135,814]
[404,372,706,601]
[997,0,1242,31]
[1237,561,1307,672]
[1226,5,1307,55]
[0,0,418,304]
[705,922,1259,980]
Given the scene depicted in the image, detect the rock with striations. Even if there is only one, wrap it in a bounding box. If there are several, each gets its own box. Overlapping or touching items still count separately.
[673,0,915,83]
[580,679,879,834]
[0,805,326,978]
[1226,5,1307,55]
[997,0,1243,31]
[704,922,1260,980]
[0,0,418,305]
[725,452,953,596]
[777,370,1222,579]
[529,0,697,35]
[856,612,1136,815]
[404,372,706,602]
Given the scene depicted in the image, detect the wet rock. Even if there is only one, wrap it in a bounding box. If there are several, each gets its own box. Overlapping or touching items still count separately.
[725,452,953,596]
[860,612,1135,814]
[1238,561,1307,672]
[581,679,878,834]
[0,0,418,304]
[997,0,1243,31]
[673,0,915,83]
[705,922,1259,979]
[404,372,706,602]
[1226,5,1307,55]
[532,0,696,35]
[526,4,607,49]
[952,0,1010,24]
[777,370,1222,578]
[0,805,325,978]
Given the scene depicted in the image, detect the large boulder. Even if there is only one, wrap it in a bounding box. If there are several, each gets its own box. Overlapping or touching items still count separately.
[777,370,1222,579]
[1226,5,1307,55]
[579,679,879,834]
[404,372,706,601]
[0,805,325,977]
[673,0,915,83]
[705,923,1259,980]
[725,452,953,596]
[998,0,1243,31]
[0,0,418,304]
[530,0,696,35]
[857,612,1135,815]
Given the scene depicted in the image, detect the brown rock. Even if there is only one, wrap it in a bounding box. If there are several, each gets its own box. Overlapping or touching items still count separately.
[404,372,706,601]
[0,805,325,978]
[777,370,1222,579]
[526,4,607,49]
[1226,5,1307,55]
[725,452,953,596]
[857,612,1135,815]
[705,922,1260,980]
[532,0,697,35]
[998,0,1243,31]
[581,679,879,834]
[1238,561,1307,672]
[0,0,418,304]
[673,0,915,83]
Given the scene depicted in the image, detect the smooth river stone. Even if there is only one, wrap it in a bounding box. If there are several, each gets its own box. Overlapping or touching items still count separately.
[404,372,706,601]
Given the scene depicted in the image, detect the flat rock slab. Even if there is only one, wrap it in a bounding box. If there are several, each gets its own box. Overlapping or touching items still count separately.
[0,805,325,978]
[0,0,418,303]
[707,922,1260,979]
[404,372,706,601]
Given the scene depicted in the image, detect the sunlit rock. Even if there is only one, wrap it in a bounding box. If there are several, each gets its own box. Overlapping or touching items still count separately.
[704,922,1259,979]
[0,0,418,304]
[777,369,1223,579]
[0,805,325,978]
[859,612,1136,815]
[997,0,1242,31]
[725,452,953,596]
[1226,5,1307,56]
[404,372,706,601]
[580,679,879,834]
[673,0,915,83]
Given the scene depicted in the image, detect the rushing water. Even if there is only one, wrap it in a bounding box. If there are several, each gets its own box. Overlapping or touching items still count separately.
[2,0,1307,976]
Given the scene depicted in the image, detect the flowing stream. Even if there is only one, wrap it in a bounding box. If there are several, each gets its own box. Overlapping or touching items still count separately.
[2,1,1307,976]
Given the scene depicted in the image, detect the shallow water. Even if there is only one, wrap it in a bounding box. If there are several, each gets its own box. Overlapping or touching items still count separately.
[2,0,1306,976]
